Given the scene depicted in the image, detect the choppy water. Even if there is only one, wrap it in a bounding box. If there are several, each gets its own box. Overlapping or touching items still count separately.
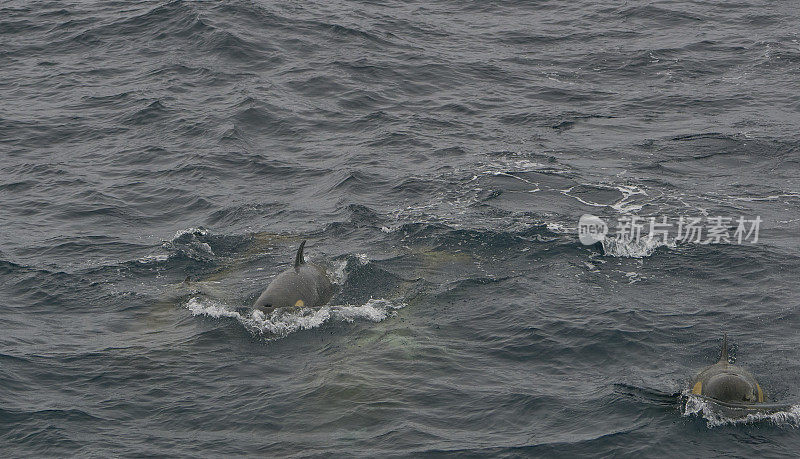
[3,0,800,456]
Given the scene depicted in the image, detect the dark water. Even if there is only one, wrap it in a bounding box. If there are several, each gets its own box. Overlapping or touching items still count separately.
[3,0,800,456]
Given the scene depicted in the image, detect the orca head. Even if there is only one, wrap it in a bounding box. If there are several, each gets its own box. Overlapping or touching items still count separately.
[704,372,757,404]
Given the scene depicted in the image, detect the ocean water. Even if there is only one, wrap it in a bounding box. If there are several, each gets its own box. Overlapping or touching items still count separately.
[2,0,800,456]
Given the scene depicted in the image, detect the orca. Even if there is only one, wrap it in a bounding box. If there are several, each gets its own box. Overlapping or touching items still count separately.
[252,240,335,312]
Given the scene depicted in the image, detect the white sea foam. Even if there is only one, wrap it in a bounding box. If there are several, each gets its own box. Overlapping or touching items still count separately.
[185,297,404,340]
[480,157,570,175]
[732,193,800,202]
[611,185,648,213]
[561,186,609,207]
[601,236,675,258]
[333,298,400,322]
[186,297,241,318]
[137,254,170,263]
[546,222,569,234]
[173,227,209,239]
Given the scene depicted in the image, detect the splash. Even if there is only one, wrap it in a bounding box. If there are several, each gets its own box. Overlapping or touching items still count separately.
[601,236,675,258]
[173,227,210,239]
[332,298,399,322]
[186,297,241,318]
[682,393,800,428]
[185,297,404,340]
[136,227,216,264]
[161,226,215,261]
[329,253,369,286]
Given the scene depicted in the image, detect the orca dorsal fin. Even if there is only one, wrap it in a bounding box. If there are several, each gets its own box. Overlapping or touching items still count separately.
[719,334,729,364]
[294,240,306,271]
